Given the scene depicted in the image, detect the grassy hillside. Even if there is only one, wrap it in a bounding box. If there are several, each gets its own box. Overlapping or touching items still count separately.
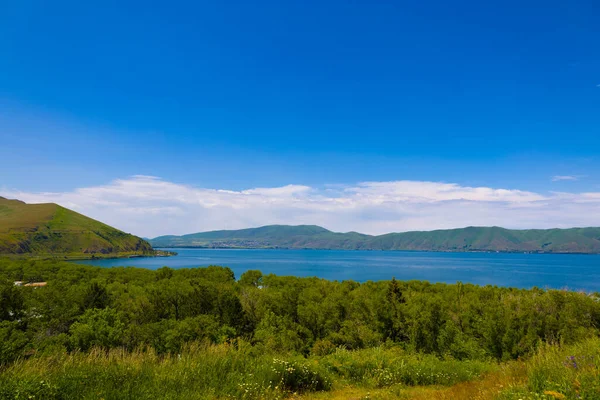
[365,226,600,252]
[0,197,153,258]
[151,224,600,253]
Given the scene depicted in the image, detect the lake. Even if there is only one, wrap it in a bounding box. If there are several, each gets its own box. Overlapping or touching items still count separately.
[73,248,600,291]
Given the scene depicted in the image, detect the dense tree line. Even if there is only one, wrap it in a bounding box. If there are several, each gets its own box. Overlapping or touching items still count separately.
[1,258,599,365]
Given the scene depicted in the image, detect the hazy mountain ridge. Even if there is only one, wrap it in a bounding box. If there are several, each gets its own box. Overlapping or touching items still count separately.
[0,197,154,257]
[151,224,600,253]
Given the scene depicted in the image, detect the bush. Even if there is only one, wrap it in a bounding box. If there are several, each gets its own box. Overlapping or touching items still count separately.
[269,358,331,393]
[311,339,336,356]
[69,308,126,351]
[0,321,29,365]
[318,346,493,388]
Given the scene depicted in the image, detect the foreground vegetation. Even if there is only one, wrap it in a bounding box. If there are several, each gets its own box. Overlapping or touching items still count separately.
[0,344,495,399]
[2,337,599,399]
[1,258,600,399]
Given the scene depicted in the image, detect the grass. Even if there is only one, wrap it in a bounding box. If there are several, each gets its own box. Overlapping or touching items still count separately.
[0,342,330,400]
[2,339,599,399]
[296,362,526,400]
[317,347,493,388]
[300,338,600,400]
[0,343,494,400]
[498,337,600,400]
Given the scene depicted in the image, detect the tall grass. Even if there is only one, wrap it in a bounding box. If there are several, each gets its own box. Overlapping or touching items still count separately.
[0,342,330,400]
[0,342,495,399]
[499,337,600,400]
[318,346,494,388]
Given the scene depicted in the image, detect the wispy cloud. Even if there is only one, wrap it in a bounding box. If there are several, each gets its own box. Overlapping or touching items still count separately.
[2,176,600,237]
[552,175,579,182]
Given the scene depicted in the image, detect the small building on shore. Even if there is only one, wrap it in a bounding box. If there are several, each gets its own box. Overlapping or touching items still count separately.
[24,282,48,288]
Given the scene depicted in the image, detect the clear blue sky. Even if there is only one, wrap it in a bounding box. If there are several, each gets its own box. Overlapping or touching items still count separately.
[1,0,599,193]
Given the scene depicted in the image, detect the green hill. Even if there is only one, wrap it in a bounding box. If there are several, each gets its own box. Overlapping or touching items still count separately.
[0,197,153,258]
[364,226,600,252]
[150,224,600,253]
[151,225,371,249]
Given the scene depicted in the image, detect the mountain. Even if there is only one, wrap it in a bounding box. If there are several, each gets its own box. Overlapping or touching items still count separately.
[364,226,600,253]
[0,197,153,258]
[151,225,370,249]
[150,224,600,253]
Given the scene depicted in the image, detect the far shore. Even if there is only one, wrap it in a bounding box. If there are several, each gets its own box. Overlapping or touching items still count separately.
[153,246,600,256]
[0,249,177,261]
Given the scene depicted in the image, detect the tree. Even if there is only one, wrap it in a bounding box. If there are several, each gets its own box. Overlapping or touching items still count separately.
[69,308,126,351]
[83,282,111,310]
[254,311,310,353]
[239,270,263,287]
[0,278,25,322]
[383,278,407,342]
[0,321,29,365]
[155,266,174,281]
[149,278,194,321]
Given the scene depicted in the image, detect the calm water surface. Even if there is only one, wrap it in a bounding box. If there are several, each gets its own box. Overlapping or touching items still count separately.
[73,248,600,291]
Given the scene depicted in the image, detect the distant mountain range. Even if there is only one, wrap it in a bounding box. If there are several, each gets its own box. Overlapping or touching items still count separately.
[0,197,153,258]
[3,195,600,256]
[150,225,600,254]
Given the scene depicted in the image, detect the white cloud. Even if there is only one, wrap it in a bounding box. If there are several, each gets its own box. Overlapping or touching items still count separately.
[241,185,312,197]
[345,181,546,203]
[2,176,600,237]
[552,175,579,182]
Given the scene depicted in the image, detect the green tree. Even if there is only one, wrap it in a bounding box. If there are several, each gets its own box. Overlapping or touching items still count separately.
[149,277,194,321]
[83,281,111,310]
[254,311,311,353]
[0,278,25,322]
[0,321,29,364]
[69,308,126,351]
[383,277,407,342]
[239,270,263,287]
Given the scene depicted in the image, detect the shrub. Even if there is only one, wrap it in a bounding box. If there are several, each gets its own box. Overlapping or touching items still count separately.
[269,358,331,393]
[69,308,126,351]
[319,346,493,388]
[0,321,29,365]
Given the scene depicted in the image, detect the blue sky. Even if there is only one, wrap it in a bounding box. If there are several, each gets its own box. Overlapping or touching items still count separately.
[1,1,599,235]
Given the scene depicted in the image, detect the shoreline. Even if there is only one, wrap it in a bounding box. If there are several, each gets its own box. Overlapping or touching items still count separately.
[0,249,178,261]
[153,246,600,256]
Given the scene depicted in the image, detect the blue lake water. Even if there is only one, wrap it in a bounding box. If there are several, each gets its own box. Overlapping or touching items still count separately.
[73,248,600,292]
